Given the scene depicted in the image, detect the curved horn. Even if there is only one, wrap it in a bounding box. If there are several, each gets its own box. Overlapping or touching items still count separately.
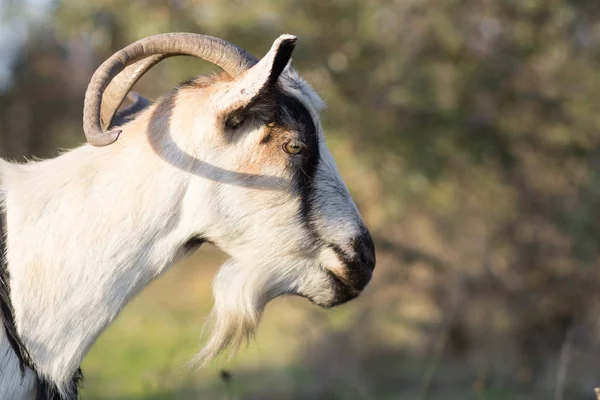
[100,55,167,130]
[84,33,258,147]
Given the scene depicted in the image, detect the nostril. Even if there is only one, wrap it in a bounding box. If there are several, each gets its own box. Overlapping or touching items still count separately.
[363,254,375,271]
[355,231,376,271]
[325,231,376,289]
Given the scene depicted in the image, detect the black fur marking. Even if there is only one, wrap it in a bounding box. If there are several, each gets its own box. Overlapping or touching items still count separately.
[223,38,296,134]
[221,80,322,243]
[278,94,319,188]
[0,209,84,400]
[225,111,246,130]
[268,38,296,85]
[325,271,361,307]
[180,236,205,256]
[272,91,320,233]
[329,232,376,292]
[230,84,320,235]
[318,233,376,307]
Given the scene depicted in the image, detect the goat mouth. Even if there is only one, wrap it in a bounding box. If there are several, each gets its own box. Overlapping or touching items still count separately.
[326,271,363,308]
[326,269,361,295]
[302,269,363,309]
[294,267,367,308]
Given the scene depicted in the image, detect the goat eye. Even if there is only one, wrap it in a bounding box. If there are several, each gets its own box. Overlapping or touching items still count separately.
[283,141,304,155]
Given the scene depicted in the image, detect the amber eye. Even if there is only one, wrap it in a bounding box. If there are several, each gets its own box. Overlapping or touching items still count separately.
[283,141,304,155]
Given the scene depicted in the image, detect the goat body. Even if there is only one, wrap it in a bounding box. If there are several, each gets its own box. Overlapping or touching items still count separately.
[0,33,375,400]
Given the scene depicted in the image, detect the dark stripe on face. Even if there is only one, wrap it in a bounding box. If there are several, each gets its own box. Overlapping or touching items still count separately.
[271,89,320,235]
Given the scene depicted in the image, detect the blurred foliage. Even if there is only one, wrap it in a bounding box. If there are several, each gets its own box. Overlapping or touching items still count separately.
[2,0,600,398]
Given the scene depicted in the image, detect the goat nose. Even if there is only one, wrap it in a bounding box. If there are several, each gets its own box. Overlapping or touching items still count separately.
[340,231,376,291]
[322,231,376,292]
[354,230,376,272]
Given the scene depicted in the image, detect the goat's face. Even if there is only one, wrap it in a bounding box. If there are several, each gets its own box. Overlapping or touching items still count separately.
[187,72,375,299]
[178,39,375,363]
[85,34,375,363]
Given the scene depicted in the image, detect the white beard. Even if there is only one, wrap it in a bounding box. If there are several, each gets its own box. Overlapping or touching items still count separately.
[192,256,318,366]
[192,258,278,366]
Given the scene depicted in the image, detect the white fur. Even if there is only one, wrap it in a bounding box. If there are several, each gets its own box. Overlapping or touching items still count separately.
[0,41,369,398]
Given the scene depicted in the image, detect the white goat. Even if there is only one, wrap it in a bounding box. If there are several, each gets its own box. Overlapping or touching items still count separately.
[0,33,375,400]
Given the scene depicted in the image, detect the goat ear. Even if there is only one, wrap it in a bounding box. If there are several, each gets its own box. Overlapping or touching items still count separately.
[263,34,297,85]
[222,34,297,128]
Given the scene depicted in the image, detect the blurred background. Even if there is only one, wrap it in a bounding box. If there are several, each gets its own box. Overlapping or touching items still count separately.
[2,0,600,398]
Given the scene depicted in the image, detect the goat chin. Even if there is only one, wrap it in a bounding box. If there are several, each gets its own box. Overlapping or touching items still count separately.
[191,258,289,367]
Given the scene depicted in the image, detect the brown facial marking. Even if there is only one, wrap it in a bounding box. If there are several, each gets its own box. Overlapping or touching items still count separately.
[237,123,292,175]
[230,87,318,188]
[171,74,318,193]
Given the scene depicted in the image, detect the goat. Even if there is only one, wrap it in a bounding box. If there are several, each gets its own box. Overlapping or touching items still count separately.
[0,33,375,400]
